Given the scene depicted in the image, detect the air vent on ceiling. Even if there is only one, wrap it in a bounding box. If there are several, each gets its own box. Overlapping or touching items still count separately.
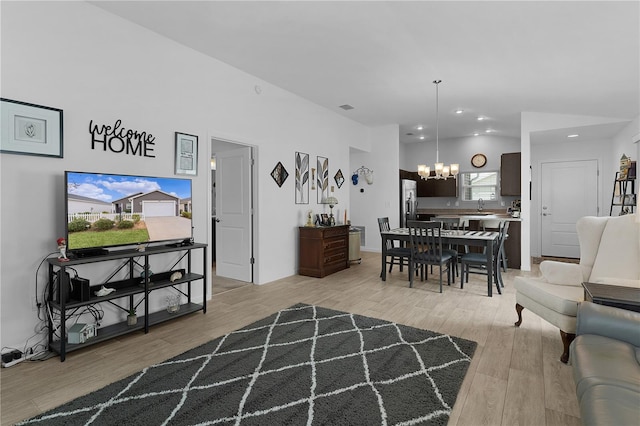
[339,104,354,110]
[406,132,414,136]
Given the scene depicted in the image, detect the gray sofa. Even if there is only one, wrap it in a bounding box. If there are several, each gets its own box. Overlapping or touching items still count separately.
[570,302,640,425]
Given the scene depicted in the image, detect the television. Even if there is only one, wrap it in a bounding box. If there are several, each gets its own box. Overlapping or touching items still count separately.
[65,171,193,255]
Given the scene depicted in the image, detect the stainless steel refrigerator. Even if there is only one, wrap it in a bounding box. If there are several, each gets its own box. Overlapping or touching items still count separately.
[400,179,417,227]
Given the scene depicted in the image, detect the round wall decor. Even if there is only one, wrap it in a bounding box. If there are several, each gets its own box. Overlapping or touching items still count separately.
[471,153,487,168]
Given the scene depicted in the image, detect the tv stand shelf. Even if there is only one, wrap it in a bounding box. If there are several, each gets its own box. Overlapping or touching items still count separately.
[46,243,207,361]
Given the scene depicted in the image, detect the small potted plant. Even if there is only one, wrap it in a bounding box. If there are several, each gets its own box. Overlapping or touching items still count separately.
[127,308,137,326]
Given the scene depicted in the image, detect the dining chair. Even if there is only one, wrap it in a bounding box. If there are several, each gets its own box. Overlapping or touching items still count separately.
[377,217,411,278]
[480,219,509,272]
[434,217,467,277]
[460,221,509,294]
[407,220,453,293]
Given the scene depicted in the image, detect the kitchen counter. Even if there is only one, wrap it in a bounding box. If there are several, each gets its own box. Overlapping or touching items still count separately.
[422,211,521,269]
[434,213,521,221]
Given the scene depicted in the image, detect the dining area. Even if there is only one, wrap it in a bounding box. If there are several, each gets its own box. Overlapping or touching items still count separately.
[378,214,519,297]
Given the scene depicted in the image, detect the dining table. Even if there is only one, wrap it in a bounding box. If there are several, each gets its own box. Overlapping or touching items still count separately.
[380,227,502,296]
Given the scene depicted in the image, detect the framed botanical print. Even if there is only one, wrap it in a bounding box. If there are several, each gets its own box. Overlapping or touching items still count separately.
[295,152,309,203]
[175,132,198,175]
[0,98,63,158]
[317,156,329,203]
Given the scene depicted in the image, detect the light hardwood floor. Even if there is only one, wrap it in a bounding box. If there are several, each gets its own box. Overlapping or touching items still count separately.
[1,251,581,425]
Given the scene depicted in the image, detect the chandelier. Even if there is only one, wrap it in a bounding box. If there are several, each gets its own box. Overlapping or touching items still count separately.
[417,80,459,180]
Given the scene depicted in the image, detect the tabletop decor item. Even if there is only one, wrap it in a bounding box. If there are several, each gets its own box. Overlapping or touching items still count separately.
[1,98,63,158]
[175,132,198,175]
[127,308,137,326]
[295,152,309,203]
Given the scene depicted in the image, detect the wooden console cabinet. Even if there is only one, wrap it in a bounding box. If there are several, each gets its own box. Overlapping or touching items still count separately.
[298,225,350,277]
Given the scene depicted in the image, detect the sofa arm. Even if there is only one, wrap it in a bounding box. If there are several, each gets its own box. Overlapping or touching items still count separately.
[576,301,640,347]
[539,261,584,286]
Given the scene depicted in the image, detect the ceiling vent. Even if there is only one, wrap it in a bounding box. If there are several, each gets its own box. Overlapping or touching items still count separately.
[339,104,354,110]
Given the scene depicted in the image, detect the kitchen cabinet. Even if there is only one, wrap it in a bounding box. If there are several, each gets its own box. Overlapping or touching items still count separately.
[500,152,521,196]
[399,169,457,197]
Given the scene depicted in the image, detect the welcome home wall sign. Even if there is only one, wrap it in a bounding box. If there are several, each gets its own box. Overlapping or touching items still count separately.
[89,119,155,157]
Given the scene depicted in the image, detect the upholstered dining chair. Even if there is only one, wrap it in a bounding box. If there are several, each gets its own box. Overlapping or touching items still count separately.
[377,217,411,278]
[460,221,509,295]
[407,220,453,292]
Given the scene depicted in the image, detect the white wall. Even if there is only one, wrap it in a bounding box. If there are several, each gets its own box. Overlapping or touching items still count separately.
[0,2,369,350]
[350,125,400,252]
[611,116,640,175]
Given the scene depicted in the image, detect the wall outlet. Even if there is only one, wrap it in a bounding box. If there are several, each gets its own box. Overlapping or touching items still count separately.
[455,201,460,206]
[446,201,451,206]
[501,201,505,207]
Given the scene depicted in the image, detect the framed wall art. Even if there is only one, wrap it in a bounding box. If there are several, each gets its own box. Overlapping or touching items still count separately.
[334,169,345,188]
[295,152,309,203]
[175,132,198,175]
[0,98,63,158]
[317,156,329,203]
[271,161,289,187]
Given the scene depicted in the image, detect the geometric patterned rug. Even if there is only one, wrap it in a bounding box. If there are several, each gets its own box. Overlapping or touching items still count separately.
[19,303,477,425]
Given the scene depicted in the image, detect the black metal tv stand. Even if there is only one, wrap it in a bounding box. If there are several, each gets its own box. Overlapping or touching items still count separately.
[46,243,207,361]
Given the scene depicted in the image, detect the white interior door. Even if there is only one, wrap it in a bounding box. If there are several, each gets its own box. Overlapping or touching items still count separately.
[540,160,598,258]
[215,146,253,282]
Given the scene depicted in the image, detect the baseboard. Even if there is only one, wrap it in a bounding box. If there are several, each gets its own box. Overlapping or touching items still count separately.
[532,256,579,264]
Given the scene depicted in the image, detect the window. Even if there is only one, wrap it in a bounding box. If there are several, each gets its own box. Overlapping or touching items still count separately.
[461,171,498,201]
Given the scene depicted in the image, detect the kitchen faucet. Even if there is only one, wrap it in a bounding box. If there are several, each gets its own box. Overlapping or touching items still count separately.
[477,198,484,212]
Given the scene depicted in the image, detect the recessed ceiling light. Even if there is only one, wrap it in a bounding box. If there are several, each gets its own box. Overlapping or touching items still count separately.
[473,132,480,136]
[416,125,423,130]
[477,116,485,121]
[485,129,493,133]
[419,135,425,140]
[455,109,464,114]
[567,134,579,138]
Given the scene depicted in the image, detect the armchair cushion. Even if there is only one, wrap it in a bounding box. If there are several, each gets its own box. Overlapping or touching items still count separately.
[539,261,584,286]
[514,278,583,316]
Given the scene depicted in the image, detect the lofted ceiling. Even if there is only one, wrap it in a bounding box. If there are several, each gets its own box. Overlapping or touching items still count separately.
[90,1,639,145]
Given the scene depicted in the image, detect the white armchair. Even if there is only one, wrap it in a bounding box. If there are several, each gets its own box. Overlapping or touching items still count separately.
[514,214,640,363]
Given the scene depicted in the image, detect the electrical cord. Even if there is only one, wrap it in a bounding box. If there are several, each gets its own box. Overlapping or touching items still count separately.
[34,251,59,311]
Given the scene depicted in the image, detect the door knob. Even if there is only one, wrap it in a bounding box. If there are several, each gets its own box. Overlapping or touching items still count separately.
[215,218,221,223]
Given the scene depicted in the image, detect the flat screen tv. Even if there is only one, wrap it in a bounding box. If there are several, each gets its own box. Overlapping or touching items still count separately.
[65,171,193,255]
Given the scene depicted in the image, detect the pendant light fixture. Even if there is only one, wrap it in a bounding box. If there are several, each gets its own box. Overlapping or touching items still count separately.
[418,80,459,180]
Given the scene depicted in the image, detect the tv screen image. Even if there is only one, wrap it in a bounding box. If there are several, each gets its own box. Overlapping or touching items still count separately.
[65,171,192,252]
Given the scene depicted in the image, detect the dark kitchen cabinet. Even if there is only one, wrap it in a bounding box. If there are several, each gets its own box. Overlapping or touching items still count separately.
[399,169,457,197]
[500,152,521,196]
